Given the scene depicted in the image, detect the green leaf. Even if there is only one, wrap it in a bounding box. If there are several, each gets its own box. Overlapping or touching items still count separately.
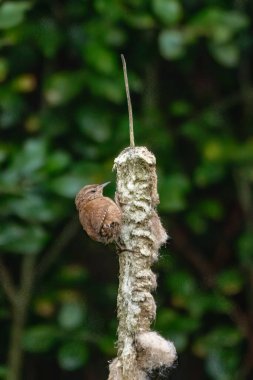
[166,271,197,298]
[58,302,85,330]
[87,74,124,103]
[32,19,62,58]
[197,199,223,220]
[45,151,71,173]
[94,0,122,21]
[203,140,223,161]
[7,195,59,222]
[238,231,253,264]
[82,43,117,75]
[216,269,244,295]
[76,109,111,142]
[199,326,242,350]
[48,163,101,197]
[0,2,31,29]
[0,366,7,379]
[0,145,8,164]
[11,138,47,176]
[170,100,192,117]
[198,327,243,380]
[187,292,232,317]
[23,325,59,353]
[98,335,117,356]
[57,265,88,285]
[194,163,225,187]
[188,8,249,43]
[0,223,48,254]
[58,342,88,371]
[159,173,190,211]
[48,174,87,198]
[209,43,240,67]
[153,0,182,25]
[126,13,155,29]
[222,11,249,30]
[44,72,84,105]
[156,309,199,351]
[159,29,186,59]
[206,349,240,380]
[0,58,8,82]
[186,211,207,234]
[231,141,253,163]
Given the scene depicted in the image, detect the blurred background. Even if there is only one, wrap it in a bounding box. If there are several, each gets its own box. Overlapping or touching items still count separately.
[0,0,253,379]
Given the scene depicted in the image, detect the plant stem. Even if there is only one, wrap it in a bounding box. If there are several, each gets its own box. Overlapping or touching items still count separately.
[7,308,26,380]
[36,217,78,280]
[121,55,135,148]
[7,255,36,380]
[0,258,17,306]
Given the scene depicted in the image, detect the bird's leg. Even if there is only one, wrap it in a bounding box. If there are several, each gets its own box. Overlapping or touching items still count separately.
[115,238,134,254]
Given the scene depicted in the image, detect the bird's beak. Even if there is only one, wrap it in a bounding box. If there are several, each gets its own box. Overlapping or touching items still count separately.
[100,181,111,189]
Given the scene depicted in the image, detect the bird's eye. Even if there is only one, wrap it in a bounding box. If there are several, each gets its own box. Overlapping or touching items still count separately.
[90,189,96,193]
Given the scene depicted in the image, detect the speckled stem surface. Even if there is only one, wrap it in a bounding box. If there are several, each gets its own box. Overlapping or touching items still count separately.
[108,147,168,380]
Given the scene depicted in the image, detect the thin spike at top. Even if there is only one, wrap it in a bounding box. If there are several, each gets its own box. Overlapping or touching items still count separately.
[121,54,135,148]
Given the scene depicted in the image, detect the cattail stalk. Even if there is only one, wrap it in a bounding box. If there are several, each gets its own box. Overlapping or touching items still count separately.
[108,57,176,380]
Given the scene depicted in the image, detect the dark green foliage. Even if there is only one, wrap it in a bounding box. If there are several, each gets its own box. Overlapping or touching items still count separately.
[0,0,252,379]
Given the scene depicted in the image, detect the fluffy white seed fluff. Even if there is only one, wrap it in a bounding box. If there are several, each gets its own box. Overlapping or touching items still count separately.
[136,331,177,370]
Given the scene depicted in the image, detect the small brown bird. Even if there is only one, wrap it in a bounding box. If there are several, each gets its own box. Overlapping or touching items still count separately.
[75,182,122,245]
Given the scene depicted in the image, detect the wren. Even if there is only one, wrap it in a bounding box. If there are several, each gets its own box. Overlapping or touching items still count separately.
[75,182,122,245]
